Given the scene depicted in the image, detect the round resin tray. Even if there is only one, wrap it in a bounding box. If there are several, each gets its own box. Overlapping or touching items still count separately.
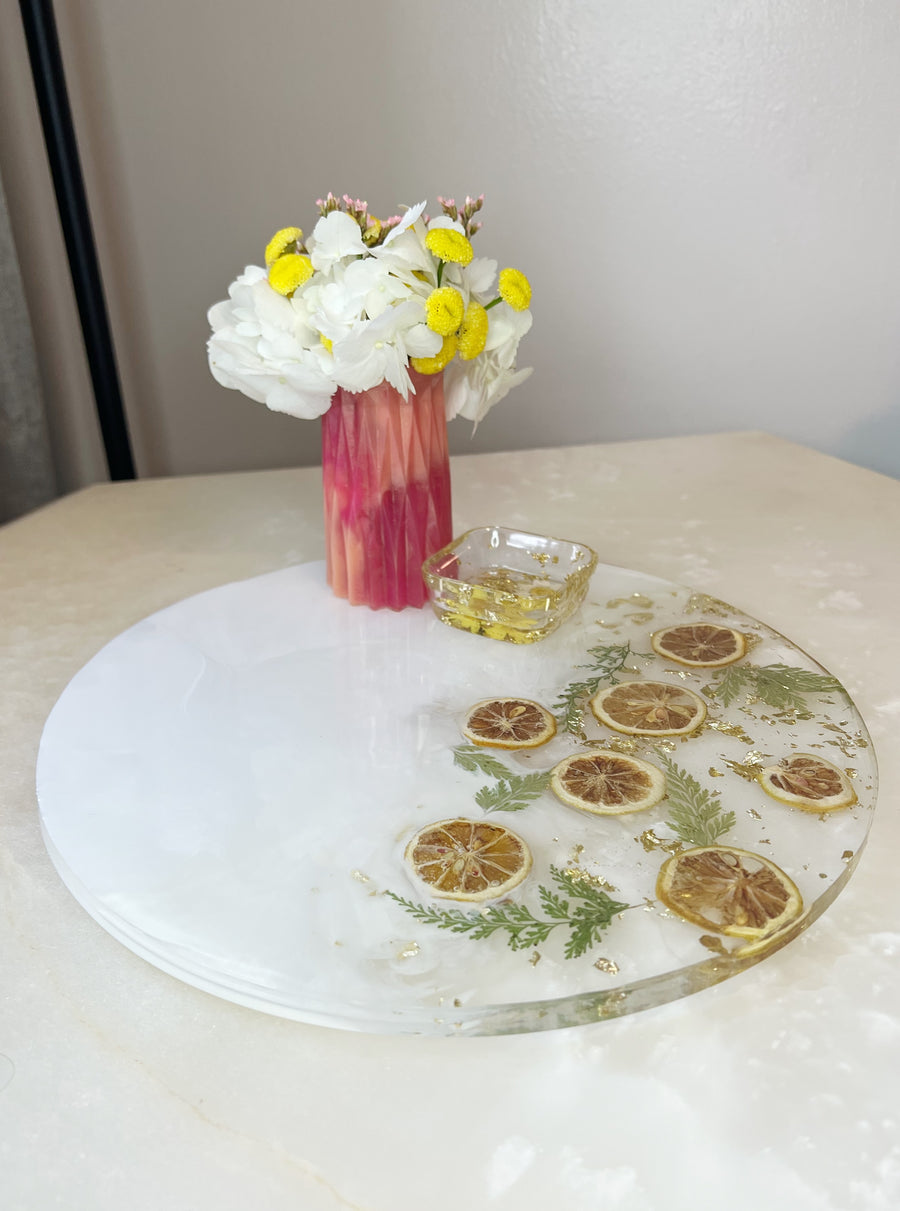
[36,561,877,1035]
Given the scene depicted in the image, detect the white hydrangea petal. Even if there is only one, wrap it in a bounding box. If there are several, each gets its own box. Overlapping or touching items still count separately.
[308,211,367,272]
[442,358,479,421]
[265,376,334,420]
[427,214,465,234]
[404,323,442,358]
[465,256,498,297]
[382,200,427,246]
[372,228,435,279]
[207,299,237,330]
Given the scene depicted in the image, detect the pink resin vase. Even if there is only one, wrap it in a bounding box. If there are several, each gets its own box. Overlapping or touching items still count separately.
[320,370,453,610]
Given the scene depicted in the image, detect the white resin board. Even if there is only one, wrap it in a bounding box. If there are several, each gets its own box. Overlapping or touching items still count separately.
[36,561,877,1034]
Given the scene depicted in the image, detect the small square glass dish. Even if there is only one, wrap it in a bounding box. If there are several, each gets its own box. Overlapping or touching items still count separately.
[422,526,598,644]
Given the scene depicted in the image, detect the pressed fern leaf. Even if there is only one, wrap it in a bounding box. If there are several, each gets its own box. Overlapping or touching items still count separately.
[709,663,844,712]
[658,754,736,846]
[385,893,556,949]
[452,744,511,780]
[554,641,634,735]
[550,868,631,958]
[454,745,552,813]
[386,866,630,959]
[712,666,754,708]
[474,770,553,813]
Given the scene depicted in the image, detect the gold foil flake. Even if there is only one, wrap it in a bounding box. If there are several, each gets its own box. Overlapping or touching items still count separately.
[601,736,640,755]
[743,631,765,652]
[684,593,736,617]
[624,612,655,625]
[846,768,858,779]
[453,998,462,1007]
[529,951,542,966]
[757,838,772,845]
[595,619,623,630]
[822,738,857,759]
[636,829,683,855]
[707,718,756,744]
[607,593,654,609]
[642,897,657,911]
[819,873,828,879]
[651,738,678,754]
[820,722,868,758]
[398,941,420,959]
[596,991,628,1019]
[747,808,762,820]
[593,957,619,975]
[564,866,618,893]
[762,709,812,726]
[721,757,766,781]
[700,935,729,955]
[569,844,585,866]
[530,550,551,566]
[842,850,855,863]
[664,668,691,680]
[351,870,370,883]
[708,767,725,778]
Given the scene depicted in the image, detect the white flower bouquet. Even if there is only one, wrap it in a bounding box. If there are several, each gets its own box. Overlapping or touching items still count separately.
[207,193,532,427]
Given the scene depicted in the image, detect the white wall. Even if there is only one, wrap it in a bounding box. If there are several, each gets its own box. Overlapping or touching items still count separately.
[4,0,900,484]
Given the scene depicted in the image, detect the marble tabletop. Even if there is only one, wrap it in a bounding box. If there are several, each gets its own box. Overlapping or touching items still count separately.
[2,431,898,1210]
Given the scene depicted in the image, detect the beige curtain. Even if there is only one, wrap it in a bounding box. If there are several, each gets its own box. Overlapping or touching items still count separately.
[0,165,57,524]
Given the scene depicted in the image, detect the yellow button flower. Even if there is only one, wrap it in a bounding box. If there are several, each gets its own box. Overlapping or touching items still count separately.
[457,300,489,360]
[411,334,457,375]
[265,227,303,267]
[498,267,532,311]
[426,287,465,336]
[268,254,314,297]
[425,228,474,266]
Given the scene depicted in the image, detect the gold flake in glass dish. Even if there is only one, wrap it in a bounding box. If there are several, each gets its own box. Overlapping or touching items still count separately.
[422,526,598,643]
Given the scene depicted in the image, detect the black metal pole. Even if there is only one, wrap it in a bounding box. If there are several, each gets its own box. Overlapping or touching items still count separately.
[19,0,136,480]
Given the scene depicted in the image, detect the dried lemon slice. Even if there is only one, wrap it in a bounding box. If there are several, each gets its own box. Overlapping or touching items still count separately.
[657,845,803,939]
[550,751,666,816]
[404,818,532,902]
[590,681,706,736]
[462,698,556,749]
[651,623,746,668]
[758,753,857,812]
